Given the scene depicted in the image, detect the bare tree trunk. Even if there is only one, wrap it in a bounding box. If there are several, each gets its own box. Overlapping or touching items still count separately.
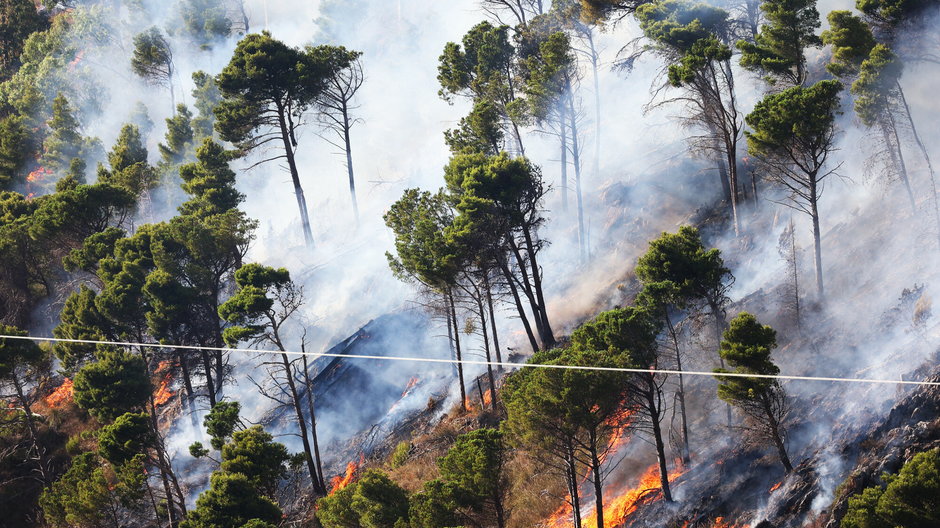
[559,109,569,212]
[589,429,605,528]
[520,229,555,347]
[897,82,940,249]
[177,350,194,399]
[497,258,539,353]
[809,180,824,299]
[566,441,583,528]
[882,115,916,211]
[473,292,498,411]
[201,350,217,408]
[664,311,690,463]
[763,398,793,472]
[449,292,468,411]
[280,353,324,494]
[341,100,359,227]
[484,273,503,365]
[277,106,314,247]
[646,377,672,501]
[302,353,326,492]
[566,84,587,263]
[11,372,49,484]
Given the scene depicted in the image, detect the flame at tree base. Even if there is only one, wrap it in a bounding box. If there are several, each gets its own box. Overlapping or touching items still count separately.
[330,454,364,495]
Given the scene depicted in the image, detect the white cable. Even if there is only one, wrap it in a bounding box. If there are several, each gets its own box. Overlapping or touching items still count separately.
[3,334,939,387]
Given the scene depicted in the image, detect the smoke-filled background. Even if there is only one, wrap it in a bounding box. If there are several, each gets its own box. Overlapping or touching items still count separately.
[23,0,940,524]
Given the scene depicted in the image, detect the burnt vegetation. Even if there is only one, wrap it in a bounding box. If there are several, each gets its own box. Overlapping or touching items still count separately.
[0,0,939,527]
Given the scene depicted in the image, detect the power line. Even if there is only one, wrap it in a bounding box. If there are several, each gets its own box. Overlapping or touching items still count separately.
[4,334,939,387]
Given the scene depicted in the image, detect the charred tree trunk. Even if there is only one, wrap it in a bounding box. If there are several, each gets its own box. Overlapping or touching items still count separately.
[566,441,583,528]
[508,236,548,345]
[708,299,733,426]
[645,376,673,502]
[276,104,314,247]
[588,428,605,528]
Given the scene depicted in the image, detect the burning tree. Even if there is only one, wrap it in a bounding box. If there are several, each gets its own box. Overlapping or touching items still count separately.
[714,312,793,472]
[571,306,675,503]
[218,263,328,495]
[503,346,633,528]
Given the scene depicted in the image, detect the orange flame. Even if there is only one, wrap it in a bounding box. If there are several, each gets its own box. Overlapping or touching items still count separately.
[329,454,364,495]
[27,167,53,183]
[68,50,85,70]
[153,361,174,406]
[45,378,74,408]
[769,481,782,493]
[712,517,746,528]
[401,376,420,397]
[581,461,686,528]
[482,388,493,406]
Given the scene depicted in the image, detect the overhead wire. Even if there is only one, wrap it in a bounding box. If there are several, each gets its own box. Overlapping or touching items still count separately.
[3,334,939,387]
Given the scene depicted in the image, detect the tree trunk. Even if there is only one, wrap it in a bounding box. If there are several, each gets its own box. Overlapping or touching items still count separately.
[559,108,568,212]
[589,429,605,528]
[177,350,194,399]
[520,228,555,347]
[474,293,498,411]
[897,81,940,249]
[201,350,217,408]
[809,181,824,299]
[646,378,673,501]
[664,311,690,463]
[566,83,587,262]
[11,372,49,484]
[708,299,733,426]
[484,273,503,365]
[302,353,327,493]
[566,441,583,528]
[497,258,539,353]
[277,106,314,247]
[507,236,547,343]
[587,30,601,184]
[341,100,359,227]
[764,398,793,473]
[449,292,468,411]
[882,116,916,212]
[280,353,322,493]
